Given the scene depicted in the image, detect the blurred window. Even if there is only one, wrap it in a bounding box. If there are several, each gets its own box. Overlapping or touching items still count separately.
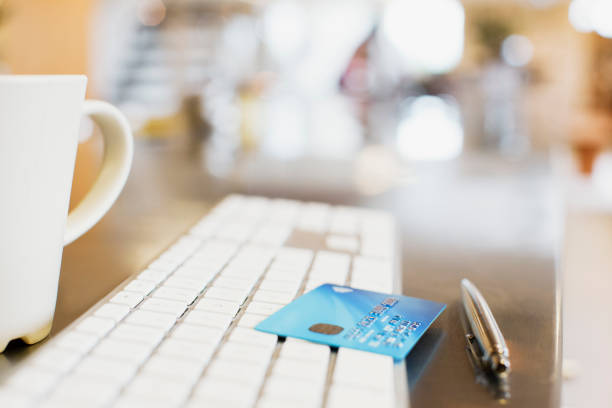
[396,95,463,161]
[380,0,464,75]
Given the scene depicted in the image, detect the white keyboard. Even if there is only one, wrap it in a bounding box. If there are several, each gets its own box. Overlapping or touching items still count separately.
[0,195,406,408]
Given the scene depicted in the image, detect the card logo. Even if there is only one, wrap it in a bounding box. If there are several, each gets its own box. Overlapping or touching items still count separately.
[332,286,353,293]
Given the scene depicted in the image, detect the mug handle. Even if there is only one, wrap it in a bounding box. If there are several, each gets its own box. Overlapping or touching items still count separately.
[63,100,133,245]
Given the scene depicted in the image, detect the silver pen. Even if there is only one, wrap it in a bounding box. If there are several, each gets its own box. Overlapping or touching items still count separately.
[461,278,511,377]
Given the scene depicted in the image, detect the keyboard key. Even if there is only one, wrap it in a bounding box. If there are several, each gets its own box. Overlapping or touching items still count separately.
[190,221,218,239]
[272,357,328,382]
[268,259,308,272]
[164,276,207,291]
[111,324,166,346]
[236,251,275,265]
[153,286,199,304]
[173,265,217,281]
[361,241,394,259]
[92,338,155,364]
[220,266,264,279]
[309,268,349,282]
[352,257,393,276]
[327,385,394,408]
[185,253,226,268]
[114,396,174,408]
[183,310,234,329]
[246,301,282,316]
[193,377,259,406]
[258,396,320,408]
[29,347,81,373]
[329,209,359,235]
[198,241,238,259]
[0,390,33,408]
[333,348,394,390]
[264,268,306,283]
[161,247,197,264]
[253,289,295,305]
[171,323,224,344]
[5,366,58,395]
[213,275,257,291]
[306,275,345,289]
[325,234,359,253]
[110,291,144,308]
[124,279,157,296]
[54,330,100,354]
[237,313,266,329]
[73,356,139,385]
[123,374,192,405]
[194,298,240,315]
[297,203,330,232]
[142,354,205,383]
[229,327,277,348]
[141,298,188,318]
[259,279,300,294]
[250,225,291,246]
[173,235,202,251]
[189,252,230,266]
[280,339,330,363]
[138,268,172,284]
[263,376,324,404]
[125,310,177,331]
[148,258,180,273]
[94,303,131,322]
[186,396,252,408]
[312,251,351,270]
[275,247,314,264]
[75,316,115,337]
[50,376,121,407]
[156,338,215,364]
[206,359,268,384]
[217,341,275,365]
[350,279,393,293]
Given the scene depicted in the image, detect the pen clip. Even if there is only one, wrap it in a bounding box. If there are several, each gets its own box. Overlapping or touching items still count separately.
[465,332,486,372]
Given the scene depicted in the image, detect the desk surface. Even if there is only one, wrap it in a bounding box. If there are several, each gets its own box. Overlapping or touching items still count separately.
[1,138,561,407]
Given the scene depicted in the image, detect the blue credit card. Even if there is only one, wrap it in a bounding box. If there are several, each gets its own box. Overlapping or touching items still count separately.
[255,284,446,360]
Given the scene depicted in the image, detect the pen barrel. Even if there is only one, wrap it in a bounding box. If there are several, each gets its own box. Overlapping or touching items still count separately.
[461,279,510,375]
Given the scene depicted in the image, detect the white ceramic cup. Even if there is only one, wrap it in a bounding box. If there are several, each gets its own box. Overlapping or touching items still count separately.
[0,75,133,352]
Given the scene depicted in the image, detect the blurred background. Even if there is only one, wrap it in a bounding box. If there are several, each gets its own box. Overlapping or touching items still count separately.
[1,0,610,183]
[1,0,612,406]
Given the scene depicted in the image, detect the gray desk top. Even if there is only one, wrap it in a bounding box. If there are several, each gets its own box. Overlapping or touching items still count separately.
[0,139,561,407]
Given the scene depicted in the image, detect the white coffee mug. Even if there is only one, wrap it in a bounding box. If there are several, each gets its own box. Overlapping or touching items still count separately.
[0,75,133,352]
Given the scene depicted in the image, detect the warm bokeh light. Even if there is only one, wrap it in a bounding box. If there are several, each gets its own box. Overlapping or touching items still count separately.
[396,95,463,161]
[590,0,612,38]
[136,0,166,27]
[569,0,612,38]
[501,35,534,67]
[260,93,308,160]
[259,93,362,160]
[262,1,308,65]
[309,96,362,159]
[381,0,464,75]
[217,16,259,82]
[569,0,593,32]
[353,146,401,195]
[262,0,375,94]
